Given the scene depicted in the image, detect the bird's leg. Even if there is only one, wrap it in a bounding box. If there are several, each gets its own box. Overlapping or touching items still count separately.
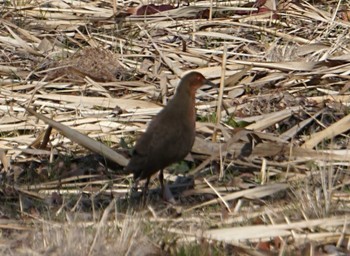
[159,169,165,198]
[142,177,150,205]
[132,179,139,193]
[159,170,176,204]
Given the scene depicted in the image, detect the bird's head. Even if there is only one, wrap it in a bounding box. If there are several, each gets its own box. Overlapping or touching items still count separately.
[178,71,216,95]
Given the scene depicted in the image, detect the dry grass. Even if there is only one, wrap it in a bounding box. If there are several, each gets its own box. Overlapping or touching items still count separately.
[0,0,350,255]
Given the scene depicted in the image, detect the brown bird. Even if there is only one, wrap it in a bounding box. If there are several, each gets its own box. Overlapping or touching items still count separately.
[126,71,216,201]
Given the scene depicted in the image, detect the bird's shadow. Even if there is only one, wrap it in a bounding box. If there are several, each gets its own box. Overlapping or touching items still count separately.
[123,175,194,210]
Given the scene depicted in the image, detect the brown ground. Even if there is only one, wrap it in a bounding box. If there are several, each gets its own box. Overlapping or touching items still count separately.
[0,0,349,255]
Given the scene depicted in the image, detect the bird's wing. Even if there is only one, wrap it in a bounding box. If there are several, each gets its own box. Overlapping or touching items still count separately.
[131,114,190,174]
[135,115,183,160]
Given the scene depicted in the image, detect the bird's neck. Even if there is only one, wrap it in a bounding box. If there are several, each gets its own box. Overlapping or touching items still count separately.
[169,89,195,119]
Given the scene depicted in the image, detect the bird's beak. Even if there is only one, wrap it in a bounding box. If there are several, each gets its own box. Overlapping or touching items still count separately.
[204,79,217,87]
